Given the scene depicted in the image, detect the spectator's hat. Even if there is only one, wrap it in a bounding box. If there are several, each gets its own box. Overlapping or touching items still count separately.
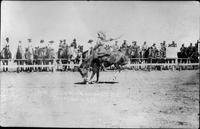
[49,40,54,44]
[73,38,76,42]
[6,37,9,43]
[28,39,32,42]
[40,40,44,43]
[88,40,93,43]
[153,43,156,46]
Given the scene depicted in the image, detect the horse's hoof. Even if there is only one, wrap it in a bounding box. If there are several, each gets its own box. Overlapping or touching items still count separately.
[88,81,94,84]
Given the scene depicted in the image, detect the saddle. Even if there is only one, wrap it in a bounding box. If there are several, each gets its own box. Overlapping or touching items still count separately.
[95,46,111,58]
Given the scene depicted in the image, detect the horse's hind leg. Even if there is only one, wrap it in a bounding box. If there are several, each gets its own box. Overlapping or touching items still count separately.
[89,69,96,83]
[96,68,100,82]
[113,65,121,81]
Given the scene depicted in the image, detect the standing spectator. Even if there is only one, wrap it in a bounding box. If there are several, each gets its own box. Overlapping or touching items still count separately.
[4,37,9,48]
[63,39,68,48]
[141,41,148,57]
[152,43,158,58]
[121,40,128,48]
[71,44,77,63]
[78,45,83,53]
[141,41,148,59]
[180,44,186,52]
[188,43,193,49]
[152,43,157,50]
[160,41,166,58]
[28,39,32,48]
[131,41,137,57]
[40,40,45,48]
[71,38,77,49]
[87,39,95,57]
[132,41,140,59]
[196,40,200,55]
[59,40,63,48]
[187,43,193,57]
[142,41,148,51]
[112,41,119,51]
[132,41,138,49]
[172,41,177,47]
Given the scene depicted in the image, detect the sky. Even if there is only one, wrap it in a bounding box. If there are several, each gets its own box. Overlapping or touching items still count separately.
[1,1,199,53]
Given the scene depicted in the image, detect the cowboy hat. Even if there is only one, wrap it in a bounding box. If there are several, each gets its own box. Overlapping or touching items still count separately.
[40,40,44,43]
[6,37,9,43]
[88,40,93,43]
[28,39,32,42]
[49,40,54,43]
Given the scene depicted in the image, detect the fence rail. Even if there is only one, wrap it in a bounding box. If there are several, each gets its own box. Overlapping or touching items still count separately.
[0,57,199,72]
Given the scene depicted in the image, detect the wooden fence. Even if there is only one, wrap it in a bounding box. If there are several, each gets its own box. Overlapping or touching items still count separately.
[0,58,199,72]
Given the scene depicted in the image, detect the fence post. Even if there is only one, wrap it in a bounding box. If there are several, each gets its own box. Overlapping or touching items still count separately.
[52,59,56,72]
[172,59,175,71]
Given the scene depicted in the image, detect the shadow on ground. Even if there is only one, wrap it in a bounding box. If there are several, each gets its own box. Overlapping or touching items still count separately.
[74,81,118,85]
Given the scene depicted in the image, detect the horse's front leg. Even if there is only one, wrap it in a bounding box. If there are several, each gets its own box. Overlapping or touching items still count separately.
[88,69,96,83]
[113,65,121,81]
[96,67,100,82]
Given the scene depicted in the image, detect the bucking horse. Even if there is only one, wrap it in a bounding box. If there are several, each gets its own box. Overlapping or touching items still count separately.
[78,45,129,84]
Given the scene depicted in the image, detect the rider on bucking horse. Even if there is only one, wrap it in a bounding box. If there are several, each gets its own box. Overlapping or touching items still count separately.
[90,31,115,70]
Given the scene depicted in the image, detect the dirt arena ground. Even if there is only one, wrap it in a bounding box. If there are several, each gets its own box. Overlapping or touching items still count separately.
[0,70,199,128]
